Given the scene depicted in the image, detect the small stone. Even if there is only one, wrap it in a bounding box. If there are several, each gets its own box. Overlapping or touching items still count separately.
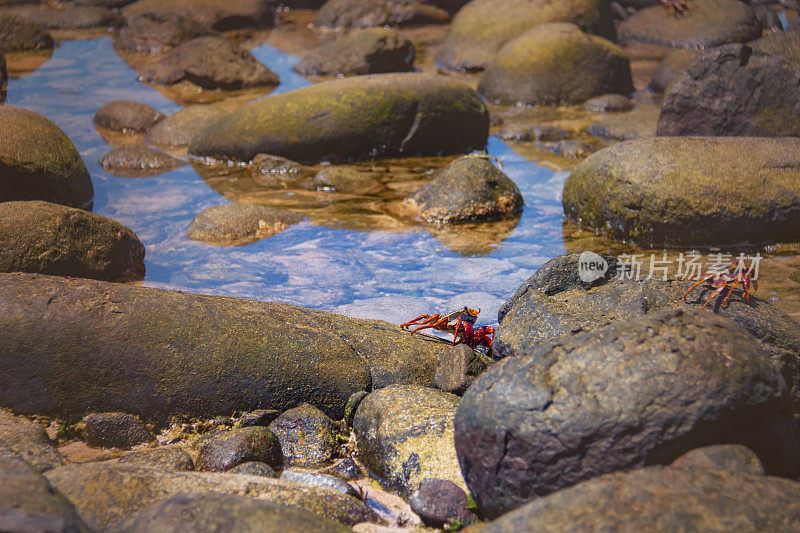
[83,413,155,450]
[98,146,185,177]
[186,204,306,246]
[497,124,568,142]
[672,444,765,476]
[583,94,633,112]
[320,458,363,481]
[434,344,473,394]
[238,409,281,428]
[281,468,361,498]
[249,154,306,179]
[93,101,166,133]
[315,0,450,28]
[268,403,339,467]
[228,461,277,477]
[548,140,595,159]
[195,427,283,472]
[118,447,194,471]
[115,12,217,55]
[313,167,385,195]
[409,478,471,528]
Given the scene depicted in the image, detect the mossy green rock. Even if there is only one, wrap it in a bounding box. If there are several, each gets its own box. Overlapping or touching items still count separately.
[478,23,633,105]
[618,0,761,48]
[0,201,145,281]
[268,403,338,467]
[353,384,466,495]
[435,0,613,72]
[0,272,451,424]
[45,463,378,529]
[562,137,800,247]
[188,73,489,164]
[0,106,93,209]
[401,155,523,224]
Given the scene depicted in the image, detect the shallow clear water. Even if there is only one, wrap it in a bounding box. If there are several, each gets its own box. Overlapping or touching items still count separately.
[6,37,573,326]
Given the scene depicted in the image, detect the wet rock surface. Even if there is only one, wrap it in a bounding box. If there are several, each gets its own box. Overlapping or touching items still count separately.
[268,403,338,467]
[436,0,612,72]
[583,93,633,112]
[0,272,451,424]
[401,155,523,224]
[294,27,415,77]
[563,137,800,246]
[657,44,800,137]
[238,409,281,428]
[618,0,761,48]
[0,106,93,209]
[353,384,466,495]
[313,166,385,195]
[83,412,155,449]
[0,409,63,473]
[281,469,360,498]
[0,12,53,52]
[314,0,450,28]
[144,104,228,147]
[457,308,800,518]
[586,104,658,140]
[0,454,90,533]
[409,478,471,528]
[671,444,765,476]
[118,447,195,471]
[497,124,568,143]
[3,4,122,29]
[0,200,145,281]
[122,0,276,31]
[478,23,633,106]
[93,100,166,133]
[480,466,800,532]
[189,73,489,163]
[228,461,277,477]
[186,203,307,246]
[113,492,354,533]
[99,146,185,177]
[195,427,283,472]
[115,12,218,55]
[140,36,280,90]
[45,462,378,529]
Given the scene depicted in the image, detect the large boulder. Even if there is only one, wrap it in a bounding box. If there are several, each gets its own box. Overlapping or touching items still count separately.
[456,309,800,518]
[656,44,800,137]
[0,408,63,473]
[353,384,466,495]
[314,0,450,28]
[0,273,451,424]
[114,492,353,533]
[122,0,276,31]
[478,23,633,106]
[400,155,523,224]
[0,201,145,281]
[495,254,800,418]
[618,0,761,48]
[0,106,93,209]
[435,0,613,72]
[140,36,279,90]
[45,463,377,529]
[480,466,800,531]
[293,27,415,77]
[189,73,488,164]
[0,454,90,533]
[562,137,800,247]
[0,12,53,52]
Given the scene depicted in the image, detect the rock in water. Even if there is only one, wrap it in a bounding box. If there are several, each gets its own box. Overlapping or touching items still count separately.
[93,101,166,133]
[99,146,185,177]
[400,155,523,224]
[0,273,451,424]
[656,44,800,137]
[3,4,122,29]
[618,0,761,48]
[186,204,306,246]
[456,309,800,518]
[0,12,53,52]
[0,106,93,209]
[586,105,658,140]
[188,73,488,163]
[115,12,218,55]
[479,466,800,532]
[293,27,415,77]
[478,23,633,106]
[562,137,800,247]
[0,201,145,281]
[436,0,613,72]
[144,104,229,147]
[122,0,276,31]
[314,0,450,28]
[140,36,279,90]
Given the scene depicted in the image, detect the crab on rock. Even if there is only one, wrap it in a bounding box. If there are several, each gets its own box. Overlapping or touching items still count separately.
[682,261,757,311]
[400,306,480,343]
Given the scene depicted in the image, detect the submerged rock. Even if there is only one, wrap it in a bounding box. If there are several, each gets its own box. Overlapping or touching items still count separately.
[436,0,613,72]
[114,492,353,533]
[563,137,800,246]
[195,427,283,472]
[268,404,339,467]
[0,12,53,52]
[656,44,800,137]
[0,201,145,281]
[0,106,93,209]
[497,124,568,143]
[478,23,633,106]
[0,409,63,473]
[618,0,761,48]
[93,100,166,133]
[353,384,466,495]
[314,0,449,28]
[457,309,800,518]
[140,36,279,90]
[294,27,415,77]
[312,166,385,195]
[118,447,195,471]
[401,155,523,224]
[0,273,451,424]
[189,73,488,163]
[186,204,307,246]
[45,463,378,529]
[480,466,800,532]
[122,0,276,31]
[115,12,217,55]
[99,146,185,177]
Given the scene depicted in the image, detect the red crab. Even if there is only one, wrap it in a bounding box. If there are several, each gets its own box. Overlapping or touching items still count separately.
[682,261,757,311]
[400,306,480,342]
[453,321,495,351]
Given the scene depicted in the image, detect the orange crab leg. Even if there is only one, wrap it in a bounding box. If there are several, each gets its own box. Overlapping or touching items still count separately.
[720,279,742,308]
[700,282,728,311]
[401,314,441,331]
[683,274,715,302]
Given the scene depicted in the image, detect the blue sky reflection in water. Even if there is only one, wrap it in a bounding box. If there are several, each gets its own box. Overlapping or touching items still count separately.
[5,37,569,325]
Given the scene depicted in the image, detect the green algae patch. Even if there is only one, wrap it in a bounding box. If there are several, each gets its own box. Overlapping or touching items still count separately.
[188,72,488,164]
[562,137,800,247]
